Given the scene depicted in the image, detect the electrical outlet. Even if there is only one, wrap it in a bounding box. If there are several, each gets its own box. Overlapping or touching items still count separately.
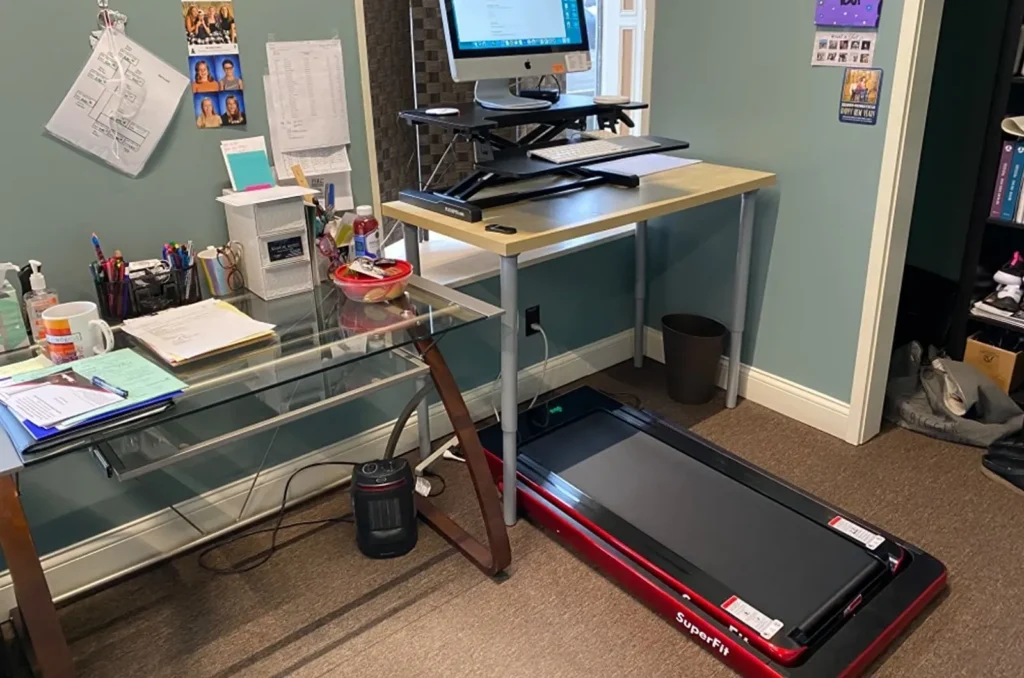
[525,306,541,336]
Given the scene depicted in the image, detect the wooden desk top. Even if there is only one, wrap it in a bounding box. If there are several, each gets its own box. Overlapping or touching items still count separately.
[382,162,777,258]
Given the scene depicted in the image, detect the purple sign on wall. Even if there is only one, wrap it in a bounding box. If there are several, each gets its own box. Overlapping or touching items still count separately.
[816,0,882,28]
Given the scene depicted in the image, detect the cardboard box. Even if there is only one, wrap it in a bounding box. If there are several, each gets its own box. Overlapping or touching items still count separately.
[965,334,1024,393]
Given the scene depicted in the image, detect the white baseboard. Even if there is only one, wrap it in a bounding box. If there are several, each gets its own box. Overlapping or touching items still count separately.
[644,327,851,440]
[0,329,635,612]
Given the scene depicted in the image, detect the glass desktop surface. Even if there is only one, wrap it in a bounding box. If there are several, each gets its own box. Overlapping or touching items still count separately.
[0,280,495,465]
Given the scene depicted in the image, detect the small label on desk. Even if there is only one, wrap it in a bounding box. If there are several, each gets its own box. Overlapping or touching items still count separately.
[829,516,885,550]
[565,52,592,73]
[722,596,784,640]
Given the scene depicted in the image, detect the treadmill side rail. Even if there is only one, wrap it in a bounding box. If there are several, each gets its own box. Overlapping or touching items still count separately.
[479,387,948,678]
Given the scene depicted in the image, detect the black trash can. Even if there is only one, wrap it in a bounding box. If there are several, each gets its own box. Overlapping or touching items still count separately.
[662,314,727,405]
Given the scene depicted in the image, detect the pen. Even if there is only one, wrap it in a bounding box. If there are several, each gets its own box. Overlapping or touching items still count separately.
[92,233,106,263]
[327,183,335,209]
[92,376,129,398]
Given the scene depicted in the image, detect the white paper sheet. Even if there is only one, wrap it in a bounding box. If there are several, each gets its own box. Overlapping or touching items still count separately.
[282,146,352,179]
[264,74,352,179]
[587,154,702,177]
[308,171,354,211]
[811,30,877,68]
[45,28,189,177]
[216,185,318,207]
[266,39,351,152]
[122,300,275,363]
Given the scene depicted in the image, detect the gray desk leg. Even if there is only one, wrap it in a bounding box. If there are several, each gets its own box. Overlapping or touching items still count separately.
[500,255,519,526]
[405,224,431,459]
[728,191,758,409]
[634,220,648,368]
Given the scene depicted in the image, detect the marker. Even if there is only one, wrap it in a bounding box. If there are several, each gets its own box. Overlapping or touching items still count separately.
[91,233,107,263]
[92,376,129,398]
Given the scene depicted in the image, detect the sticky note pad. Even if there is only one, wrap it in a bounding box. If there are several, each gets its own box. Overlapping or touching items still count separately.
[221,137,275,191]
[226,151,274,191]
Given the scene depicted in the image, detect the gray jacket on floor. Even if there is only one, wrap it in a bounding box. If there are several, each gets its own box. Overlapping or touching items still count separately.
[886,342,1024,447]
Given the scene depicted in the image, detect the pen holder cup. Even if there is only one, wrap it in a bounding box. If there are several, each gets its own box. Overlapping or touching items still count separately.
[95,266,203,322]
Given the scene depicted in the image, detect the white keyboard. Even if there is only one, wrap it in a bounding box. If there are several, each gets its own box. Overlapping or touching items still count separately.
[528,137,659,165]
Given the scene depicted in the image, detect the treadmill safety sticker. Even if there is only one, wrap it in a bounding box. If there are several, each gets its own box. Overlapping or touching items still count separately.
[721,596,785,641]
[829,516,885,551]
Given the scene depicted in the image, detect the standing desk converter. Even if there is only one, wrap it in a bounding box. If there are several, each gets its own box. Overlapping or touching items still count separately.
[383,162,778,525]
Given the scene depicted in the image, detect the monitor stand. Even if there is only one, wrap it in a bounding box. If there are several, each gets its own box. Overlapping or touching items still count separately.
[475,79,552,111]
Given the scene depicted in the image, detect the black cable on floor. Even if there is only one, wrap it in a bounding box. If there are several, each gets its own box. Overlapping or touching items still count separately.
[198,461,359,575]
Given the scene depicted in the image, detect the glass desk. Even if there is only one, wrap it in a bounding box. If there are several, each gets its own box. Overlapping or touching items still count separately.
[0,276,512,678]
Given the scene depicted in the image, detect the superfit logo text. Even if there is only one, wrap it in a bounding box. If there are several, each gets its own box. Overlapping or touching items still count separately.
[675,611,730,657]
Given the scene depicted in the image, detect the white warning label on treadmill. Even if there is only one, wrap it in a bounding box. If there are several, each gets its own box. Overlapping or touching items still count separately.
[721,596,784,640]
[829,516,885,550]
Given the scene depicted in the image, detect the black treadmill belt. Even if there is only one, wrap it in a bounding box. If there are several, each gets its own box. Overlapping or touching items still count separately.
[520,411,879,632]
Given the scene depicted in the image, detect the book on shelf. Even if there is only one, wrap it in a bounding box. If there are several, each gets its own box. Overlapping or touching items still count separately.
[1001,143,1024,223]
[992,142,1014,219]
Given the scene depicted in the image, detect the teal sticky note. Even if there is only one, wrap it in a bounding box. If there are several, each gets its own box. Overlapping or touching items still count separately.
[227,150,274,191]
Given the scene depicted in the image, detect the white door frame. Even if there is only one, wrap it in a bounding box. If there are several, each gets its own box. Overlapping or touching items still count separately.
[846,0,945,445]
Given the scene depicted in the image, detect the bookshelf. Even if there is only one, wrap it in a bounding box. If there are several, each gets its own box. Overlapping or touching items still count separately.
[948,1,1024,356]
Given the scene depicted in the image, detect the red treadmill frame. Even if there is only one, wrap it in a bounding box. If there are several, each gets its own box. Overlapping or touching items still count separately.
[482,448,947,677]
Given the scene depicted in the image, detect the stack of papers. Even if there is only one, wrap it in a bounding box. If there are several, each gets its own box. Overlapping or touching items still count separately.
[122,300,276,365]
[264,39,354,210]
[0,350,186,444]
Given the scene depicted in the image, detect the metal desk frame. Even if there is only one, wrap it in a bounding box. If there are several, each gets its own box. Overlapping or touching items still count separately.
[404,188,761,526]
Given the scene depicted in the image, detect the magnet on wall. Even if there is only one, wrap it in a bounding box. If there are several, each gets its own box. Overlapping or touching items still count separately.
[815,0,882,29]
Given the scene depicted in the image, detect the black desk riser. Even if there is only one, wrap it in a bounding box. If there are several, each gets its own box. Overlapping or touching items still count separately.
[398,95,689,222]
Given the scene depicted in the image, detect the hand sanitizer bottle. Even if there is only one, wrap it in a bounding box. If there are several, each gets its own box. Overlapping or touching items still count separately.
[23,260,59,344]
[0,263,29,353]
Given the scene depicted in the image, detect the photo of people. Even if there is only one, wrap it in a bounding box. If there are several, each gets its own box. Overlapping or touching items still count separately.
[838,53,848,63]
[194,93,222,129]
[216,56,244,91]
[219,92,247,126]
[190,57,220,93]
[839,67,883,125]
[839,40,849,50]
[842,69,881,105]
[183,2,238,52]
[182,1,246,129]
[860,53,871,63]
[850,40,861,50]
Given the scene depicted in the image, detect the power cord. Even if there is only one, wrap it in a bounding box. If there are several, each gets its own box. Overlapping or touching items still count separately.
[490,321,550,422]
[198,461,358,575]
[199,358,456,576]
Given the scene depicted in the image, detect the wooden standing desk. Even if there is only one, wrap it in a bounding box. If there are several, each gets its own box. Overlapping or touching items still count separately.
[383,162,777,526]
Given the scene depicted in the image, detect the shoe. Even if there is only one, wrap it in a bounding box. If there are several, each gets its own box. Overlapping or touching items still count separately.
[982,454,1024,497]
[994,252,1024,286]
[977,285,1022,315]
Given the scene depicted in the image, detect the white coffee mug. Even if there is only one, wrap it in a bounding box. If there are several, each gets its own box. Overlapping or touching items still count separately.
[42,301,115,364]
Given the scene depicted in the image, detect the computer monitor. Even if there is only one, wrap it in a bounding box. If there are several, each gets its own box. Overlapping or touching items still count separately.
[439,0,591,111]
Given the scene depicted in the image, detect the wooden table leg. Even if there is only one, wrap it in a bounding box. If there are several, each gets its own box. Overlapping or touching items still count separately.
[0,475,74,677]
[415,339,512,576]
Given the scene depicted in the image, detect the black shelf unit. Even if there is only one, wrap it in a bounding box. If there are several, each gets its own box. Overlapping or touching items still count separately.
[949,1,1024,356]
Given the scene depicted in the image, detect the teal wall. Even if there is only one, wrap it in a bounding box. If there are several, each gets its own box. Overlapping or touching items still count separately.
[905,0,1010,280]
[0,0,373,301]
[647,0,906,401]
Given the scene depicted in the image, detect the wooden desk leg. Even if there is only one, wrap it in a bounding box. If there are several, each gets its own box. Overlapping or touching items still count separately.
[414,339,512,576]
[0,475,74,677]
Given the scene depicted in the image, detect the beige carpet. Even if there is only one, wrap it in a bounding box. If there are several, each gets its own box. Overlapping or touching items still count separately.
[50,361,1024,677]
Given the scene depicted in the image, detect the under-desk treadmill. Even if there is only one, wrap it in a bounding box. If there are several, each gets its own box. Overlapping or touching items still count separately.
[478,387,946,677]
